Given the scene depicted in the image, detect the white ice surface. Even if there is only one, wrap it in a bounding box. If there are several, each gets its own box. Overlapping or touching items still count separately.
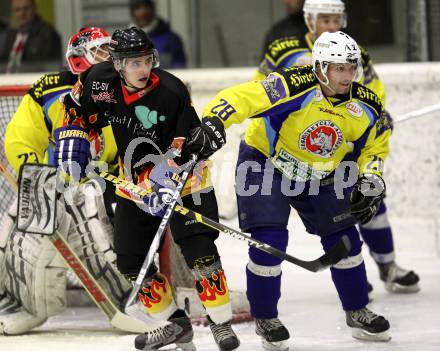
[0,217,439,351]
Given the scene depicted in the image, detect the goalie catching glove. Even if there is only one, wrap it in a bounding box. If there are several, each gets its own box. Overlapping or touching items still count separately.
[182,116,226,160]
[350,173,386,225]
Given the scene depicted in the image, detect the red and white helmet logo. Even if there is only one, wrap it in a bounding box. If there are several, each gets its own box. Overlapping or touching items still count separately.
[300,120,343,158]
[66,27,111,74]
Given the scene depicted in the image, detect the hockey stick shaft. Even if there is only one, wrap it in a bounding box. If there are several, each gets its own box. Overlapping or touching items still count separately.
[0,162,152,333]
[124,156,198,314]
[98,170,351,273]
[394,103,440,124]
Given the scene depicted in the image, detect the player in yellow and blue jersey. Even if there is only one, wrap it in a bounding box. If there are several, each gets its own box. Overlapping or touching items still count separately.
[184,31,392,349]
[256,0,420,299]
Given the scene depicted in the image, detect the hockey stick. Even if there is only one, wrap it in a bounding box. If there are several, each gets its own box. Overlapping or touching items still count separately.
[394,103,440,124]
[98,170,351,273]
[124,156,198,319]
[0,162,155,333]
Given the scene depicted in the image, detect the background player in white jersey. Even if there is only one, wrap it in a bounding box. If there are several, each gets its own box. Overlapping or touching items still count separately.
[185,31,392,350]
[256,0,419,296]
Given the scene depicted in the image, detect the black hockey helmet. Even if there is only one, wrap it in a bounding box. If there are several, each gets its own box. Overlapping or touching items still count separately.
[109,27,159,66]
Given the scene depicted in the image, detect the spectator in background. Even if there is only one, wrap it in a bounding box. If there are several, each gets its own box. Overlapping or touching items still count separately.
[261,0,307,58]
[0,0,61,73]
[0,18,9,56]
[129,0,187,68]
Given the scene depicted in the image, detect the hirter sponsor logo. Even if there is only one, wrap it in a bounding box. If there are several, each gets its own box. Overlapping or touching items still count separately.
[346,102,363,117]
[300,120,343,158]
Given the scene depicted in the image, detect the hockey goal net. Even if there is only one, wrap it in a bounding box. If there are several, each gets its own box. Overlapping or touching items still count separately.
[0,83,250,324]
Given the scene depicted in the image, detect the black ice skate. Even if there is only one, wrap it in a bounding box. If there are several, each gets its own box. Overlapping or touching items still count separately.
[208,316,240,351]
[346,307,391,342]
[379,262,420,293]
[255,318,290,351]
[134,309,195,351]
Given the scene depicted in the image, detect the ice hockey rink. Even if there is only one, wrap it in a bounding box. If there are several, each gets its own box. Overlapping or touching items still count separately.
[0,215,438,351]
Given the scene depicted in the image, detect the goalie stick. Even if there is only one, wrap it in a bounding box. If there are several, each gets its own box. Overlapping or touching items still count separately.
[97,170,351,273]
[0,162,154,333]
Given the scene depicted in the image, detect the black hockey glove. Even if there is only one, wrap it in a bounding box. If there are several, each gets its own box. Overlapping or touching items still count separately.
[182,116,226,161]
[350,173,386,225]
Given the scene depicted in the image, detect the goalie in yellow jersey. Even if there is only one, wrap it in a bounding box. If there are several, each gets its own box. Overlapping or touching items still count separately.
[257,0,420,298]
[0,27,161,339]
[183,31,392,348]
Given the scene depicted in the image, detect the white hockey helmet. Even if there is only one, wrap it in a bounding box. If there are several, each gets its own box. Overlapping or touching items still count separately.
[312,31,362,84]
[303,0,347,33]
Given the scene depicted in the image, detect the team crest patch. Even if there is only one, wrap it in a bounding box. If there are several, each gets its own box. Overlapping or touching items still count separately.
[261,74,287,104]
[346,101,363,117]
[300,120,343,158]
[91,89,117,103]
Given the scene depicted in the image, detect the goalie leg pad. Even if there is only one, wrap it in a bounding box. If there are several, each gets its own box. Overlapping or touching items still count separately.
[0,226,67,334]
[0,199,17,296]
[321,226,369,311]
[246,227,288,319]
[62,180,132,306]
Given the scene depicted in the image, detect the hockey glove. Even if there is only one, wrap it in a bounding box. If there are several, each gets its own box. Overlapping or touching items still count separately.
[182,116,226,161]
[350,173,386,225]
[143,160,182,217]
[54,125,91,180]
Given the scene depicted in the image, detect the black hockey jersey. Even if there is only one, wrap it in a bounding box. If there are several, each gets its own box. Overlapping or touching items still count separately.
[75,61,199,176]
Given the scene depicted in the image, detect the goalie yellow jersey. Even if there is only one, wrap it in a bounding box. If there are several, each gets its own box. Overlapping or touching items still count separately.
[203,66,391,181]
[4,70,117,175]
[255,33,386,105]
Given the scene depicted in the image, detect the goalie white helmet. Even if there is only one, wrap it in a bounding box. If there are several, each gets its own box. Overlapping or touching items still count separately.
[303,0,347,33]
[312,31,362,85]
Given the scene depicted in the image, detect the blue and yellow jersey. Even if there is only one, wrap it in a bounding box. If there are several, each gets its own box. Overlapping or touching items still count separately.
[255,33,386,105]
[4,70,118,175]
[204,66,391,181]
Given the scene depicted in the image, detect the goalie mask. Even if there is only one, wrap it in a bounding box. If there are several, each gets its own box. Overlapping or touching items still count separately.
[303,0,347,34]
[66,27,111,74]
[312,31,362,86]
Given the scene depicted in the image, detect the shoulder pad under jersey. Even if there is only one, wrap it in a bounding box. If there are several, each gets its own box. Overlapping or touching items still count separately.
[274,65,317,97]
[352,82,383,116]
[28,71,77,105]
[359,45,372,68]
[265,35,308,64]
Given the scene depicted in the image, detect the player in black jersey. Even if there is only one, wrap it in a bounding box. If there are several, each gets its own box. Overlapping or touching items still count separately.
[54,27,239,351]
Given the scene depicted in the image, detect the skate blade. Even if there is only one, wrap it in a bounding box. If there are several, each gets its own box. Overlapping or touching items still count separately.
[261,337,289,351]
[351,328,391,342]
[385,282,420,294]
